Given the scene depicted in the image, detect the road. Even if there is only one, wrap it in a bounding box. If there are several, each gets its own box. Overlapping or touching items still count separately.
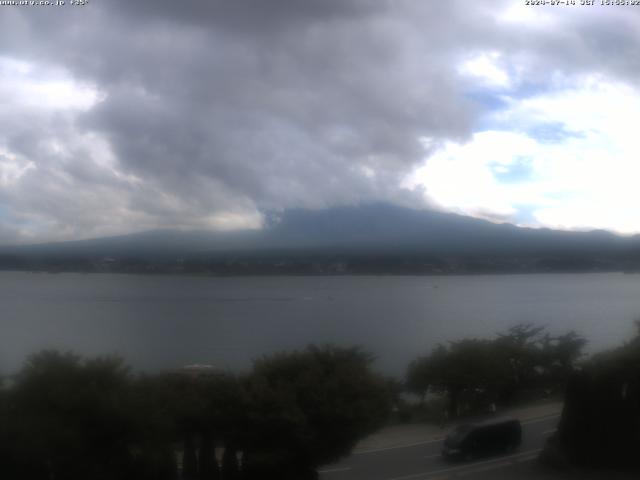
[319,414,560,480]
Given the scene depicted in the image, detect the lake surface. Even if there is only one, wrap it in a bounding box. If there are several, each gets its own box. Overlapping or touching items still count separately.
[1,272,639,376]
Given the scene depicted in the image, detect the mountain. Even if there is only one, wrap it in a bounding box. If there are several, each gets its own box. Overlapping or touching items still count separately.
[1,204,639,274]
[260,204,631,255]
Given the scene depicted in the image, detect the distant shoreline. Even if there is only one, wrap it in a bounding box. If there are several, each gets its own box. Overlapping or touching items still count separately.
[0,267,633,278]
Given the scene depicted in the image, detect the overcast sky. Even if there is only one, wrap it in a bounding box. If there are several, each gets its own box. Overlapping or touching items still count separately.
[1,0,639,244]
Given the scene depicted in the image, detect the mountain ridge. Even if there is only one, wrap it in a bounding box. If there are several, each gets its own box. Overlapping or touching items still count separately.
[1,204,638,274]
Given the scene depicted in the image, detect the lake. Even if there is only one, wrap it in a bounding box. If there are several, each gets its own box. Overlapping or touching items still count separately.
[1,271,639,376]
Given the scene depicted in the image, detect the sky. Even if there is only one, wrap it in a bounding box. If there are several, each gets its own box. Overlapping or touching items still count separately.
[1,0,640,244]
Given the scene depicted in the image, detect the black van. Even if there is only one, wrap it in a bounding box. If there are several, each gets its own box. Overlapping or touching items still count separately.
[442,417,522,460]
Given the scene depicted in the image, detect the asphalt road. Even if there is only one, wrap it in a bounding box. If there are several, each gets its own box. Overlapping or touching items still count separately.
[318,414,560,480]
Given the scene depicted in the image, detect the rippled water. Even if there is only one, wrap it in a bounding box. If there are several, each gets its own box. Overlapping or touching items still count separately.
[1,271,639,375]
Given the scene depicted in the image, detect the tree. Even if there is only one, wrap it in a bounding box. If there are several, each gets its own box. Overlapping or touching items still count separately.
[493,323,549,400]
[435,339,510,416]
[7,350,138,480]
[406,349,439,402]
[406,324,588,416]
[541,331,587,381]
[541,324,639,471]
[242,345,392,479]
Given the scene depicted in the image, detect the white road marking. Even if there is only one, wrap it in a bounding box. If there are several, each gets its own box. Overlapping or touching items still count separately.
[318,467,352,474]
[386,448,542,480]
[541,428,556,435]
[424,453,442,459]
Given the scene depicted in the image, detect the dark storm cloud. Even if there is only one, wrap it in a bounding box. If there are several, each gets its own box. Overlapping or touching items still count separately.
[1,0,640,242]
[72,0,478,211]
[109,0,383,31]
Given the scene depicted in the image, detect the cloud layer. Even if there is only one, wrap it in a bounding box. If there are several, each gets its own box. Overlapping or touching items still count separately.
[1,1,640,243]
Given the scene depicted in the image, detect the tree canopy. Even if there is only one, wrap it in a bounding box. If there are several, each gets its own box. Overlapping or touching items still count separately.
[245,346,391,474]
[0,345,392,480]
[406,324,587,417]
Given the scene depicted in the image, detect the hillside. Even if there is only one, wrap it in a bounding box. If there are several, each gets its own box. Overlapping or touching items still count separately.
[1,204,638,274]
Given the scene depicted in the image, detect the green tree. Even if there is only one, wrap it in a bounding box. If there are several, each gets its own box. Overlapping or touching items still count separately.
[406,351,437,402]
[242,345,392,479]
[437,339,509,416]
[540,330,587,383]
[1,345,393,480]
[406,324,587,417]
[494,323,548,400]
[542,322,638,470]
[8,350,138,480]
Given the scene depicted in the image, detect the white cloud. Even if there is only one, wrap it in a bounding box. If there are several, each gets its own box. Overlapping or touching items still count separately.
[0,150,34,187]
[404,131,536,220]
[0,57,102,111]
[0,54,268,243]
[405,75,640,233]
[458,52,511,89]
[496,2,557,27]
[2,1,640,242]
[201,211,264,231]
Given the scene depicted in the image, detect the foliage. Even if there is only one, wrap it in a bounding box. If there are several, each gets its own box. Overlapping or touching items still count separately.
[4,350,139,480]
[243,345,392,476]
[406,324,587,417]
[588,320,640,375]
[0,345,391,480]
[542,322,640,470]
